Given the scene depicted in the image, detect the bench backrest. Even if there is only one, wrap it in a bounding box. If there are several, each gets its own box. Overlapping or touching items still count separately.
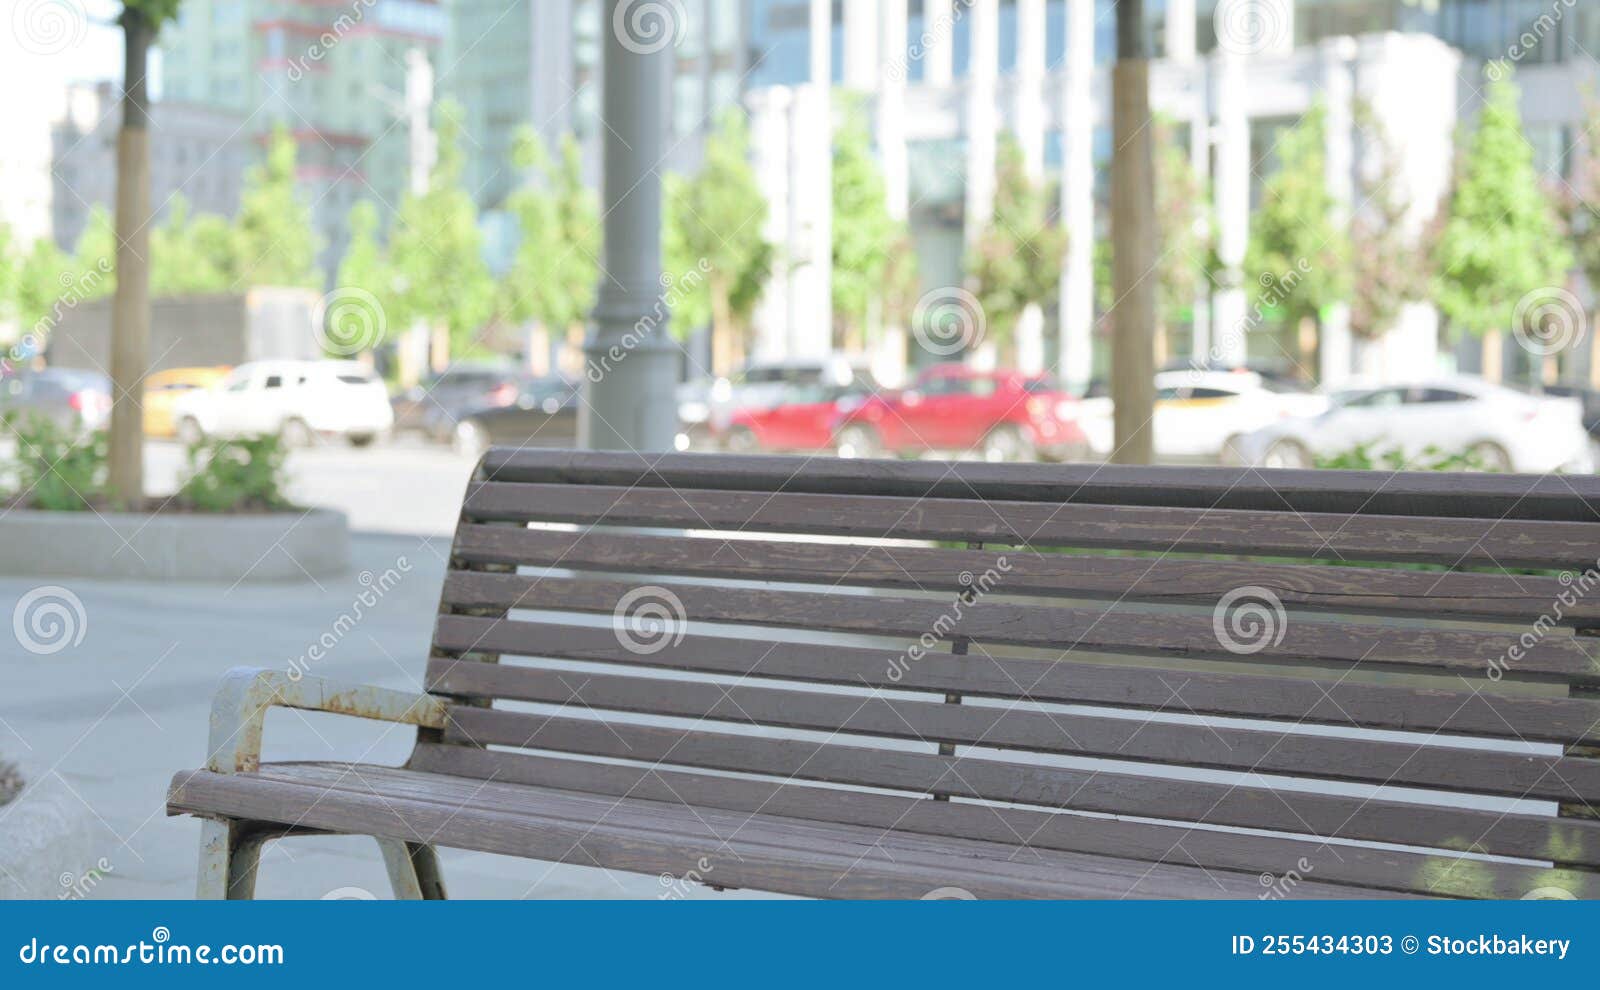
[419,449,1600,898]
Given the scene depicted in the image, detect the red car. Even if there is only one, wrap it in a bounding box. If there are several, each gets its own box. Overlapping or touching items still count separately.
[721,379,878,453]
[830,364,1087,461]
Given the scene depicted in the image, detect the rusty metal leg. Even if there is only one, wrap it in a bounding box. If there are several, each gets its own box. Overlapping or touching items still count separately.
[377,839,447,899]
[197,819,265,900]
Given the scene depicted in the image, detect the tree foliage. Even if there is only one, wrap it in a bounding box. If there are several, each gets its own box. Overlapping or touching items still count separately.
[966,133,1068,356]
[502,130,600,335]
[1435,70,1572,339]
[831,103,916,344]
[234,125,321,288]
[1349,104,1435,340]
[1151,117,1215,331]
[151,195,238,296]
[388,100,495,353]
[663,111,774,365]
[1564,94,1600,302]
[1243,106,1350,329]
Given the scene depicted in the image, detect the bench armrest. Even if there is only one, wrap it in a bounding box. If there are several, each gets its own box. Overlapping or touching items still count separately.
[206,666,449,774]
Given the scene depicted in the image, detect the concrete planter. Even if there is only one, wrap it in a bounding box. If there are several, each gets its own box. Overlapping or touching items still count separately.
[0,507,349,583]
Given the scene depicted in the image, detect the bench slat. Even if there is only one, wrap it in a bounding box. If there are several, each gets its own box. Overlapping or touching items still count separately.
[451,523,1600,624]
[408,745,1598,899]
[431,616,1600,744]
[426,658,1600,802]
[479,449,1600,523]
[438,573,1599,681]
[461,482,1600,569]
[173,767,1325,900]
[441,706,1600,865]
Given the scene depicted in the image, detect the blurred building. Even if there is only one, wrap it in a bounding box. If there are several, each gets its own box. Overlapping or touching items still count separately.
[50,82,251,254]
[158,0,448,274]
[733,0,1600,387]
[444,0,748,258]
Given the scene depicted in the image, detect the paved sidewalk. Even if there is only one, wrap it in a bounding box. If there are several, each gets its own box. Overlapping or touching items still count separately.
[0,532,776,900]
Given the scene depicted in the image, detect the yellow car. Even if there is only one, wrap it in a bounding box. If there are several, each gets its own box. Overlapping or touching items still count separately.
[144,366,232,438]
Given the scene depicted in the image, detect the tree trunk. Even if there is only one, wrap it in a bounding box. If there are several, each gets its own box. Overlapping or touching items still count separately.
[710,280,735,376]
[108,8,154,505]
[1109,0,1155,465]
[1480,329,1503,383]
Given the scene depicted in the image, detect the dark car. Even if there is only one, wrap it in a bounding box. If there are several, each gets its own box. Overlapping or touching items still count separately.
[391,364,520,442]
[452,376,580,457]
[0,368,113,433]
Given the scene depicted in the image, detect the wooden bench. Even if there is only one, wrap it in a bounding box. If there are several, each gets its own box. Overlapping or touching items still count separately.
[168,449,1600,899]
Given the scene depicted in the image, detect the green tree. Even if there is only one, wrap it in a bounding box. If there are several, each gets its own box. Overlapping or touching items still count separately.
[1436,69,1572,381]
[1151,117,1215,364]
[235,125,321,288]
[966,133,1068,362]
[663,111,774,373]
[14,239,74,335]
[151,195,238,295]
[1243,105,1351,370]
[502,130,600,347]
[1349,104,1434,347]
[831,104,916,351]
[73,207,118,301]
[0,222,15,322]
[389,100,495,363]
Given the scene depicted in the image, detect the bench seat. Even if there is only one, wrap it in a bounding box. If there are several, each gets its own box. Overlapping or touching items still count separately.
[168,760,1405,900]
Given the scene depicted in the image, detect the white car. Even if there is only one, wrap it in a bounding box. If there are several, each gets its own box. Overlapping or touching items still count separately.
[1078,370,1327,461]
[1227,378,1593,473]
[172,360,394,447]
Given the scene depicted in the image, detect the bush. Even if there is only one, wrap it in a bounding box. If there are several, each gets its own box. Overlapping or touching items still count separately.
[10,415,107,510]
[1314,442,1498,473]
[177,435,292,512]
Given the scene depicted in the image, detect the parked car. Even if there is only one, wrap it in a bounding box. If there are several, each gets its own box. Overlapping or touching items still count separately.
[678,356,872,451]
[0,367,112,433]
[830,364,1087,461]
[1227,377,1593,472]
[143,366,231,438]
[721,379,878,453]
[452,375,581,458]
[391,363,521,443]
[1540,383,1600,438]
[172,360,394,447]
[1077,370,1327,461]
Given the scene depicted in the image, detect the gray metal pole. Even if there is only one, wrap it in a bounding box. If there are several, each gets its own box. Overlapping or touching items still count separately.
[580,0,679,451]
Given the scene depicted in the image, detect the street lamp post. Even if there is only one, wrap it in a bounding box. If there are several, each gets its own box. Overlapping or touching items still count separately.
[579,0,680,451]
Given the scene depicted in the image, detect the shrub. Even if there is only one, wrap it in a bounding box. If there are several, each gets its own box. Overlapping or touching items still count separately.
[10,414,107,510]
[178,435,292,512]
[1314,442,1498,473]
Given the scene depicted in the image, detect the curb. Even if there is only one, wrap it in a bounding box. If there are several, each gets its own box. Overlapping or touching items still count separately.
[0,507,349,583]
